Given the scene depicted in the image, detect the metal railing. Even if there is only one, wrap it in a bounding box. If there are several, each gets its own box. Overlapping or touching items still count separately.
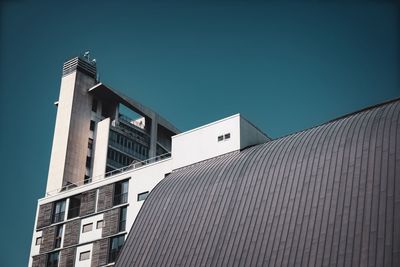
[46,152,171,196]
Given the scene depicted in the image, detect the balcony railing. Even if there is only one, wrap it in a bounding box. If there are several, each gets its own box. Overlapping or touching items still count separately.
[46,153,171,196]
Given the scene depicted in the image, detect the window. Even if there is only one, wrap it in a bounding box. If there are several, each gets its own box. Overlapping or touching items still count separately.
[82,223,93,233]
[88,138,93,149]
[137,191,149,202]
[52,200,66,223]
[90,120,95,131]
[67,195,81,219]
[35,237,42,246]
[113,180,128,206]
[92,98,98,112]
[86,156,92,168]
[79,251,91,261]
[54,225,63,249]
[108,235,125,263]
[119,207,127,232]
[47,251,59,267]
[218,133,231,142]
[84,175,90,184]
[96,220,104,229]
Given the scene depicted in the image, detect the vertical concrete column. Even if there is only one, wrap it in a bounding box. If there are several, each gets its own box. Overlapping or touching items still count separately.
[149,114,158,158]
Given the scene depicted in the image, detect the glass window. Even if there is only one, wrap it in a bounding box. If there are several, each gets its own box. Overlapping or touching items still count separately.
[108,235,125,263]
[224,133,231,140]
[54,225,63,249]
[47,251,59,267]
[86,156,92,168]
[90,120,95,131]
[113,180,128,206]
[52,200,66,223]
[137,191,149,202]
[67,195,81,219]
[96,220,104,229]
[35,237,42,246]
[88,138,93,149]
[217,135,223,142]
[82,223,93,233]
[119,207,127,232]
[79,251,90,261]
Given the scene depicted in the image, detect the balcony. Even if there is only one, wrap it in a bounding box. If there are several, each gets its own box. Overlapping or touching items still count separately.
[46,153,171,196]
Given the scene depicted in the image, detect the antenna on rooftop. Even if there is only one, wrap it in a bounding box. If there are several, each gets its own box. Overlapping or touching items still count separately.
[83,50,90,61]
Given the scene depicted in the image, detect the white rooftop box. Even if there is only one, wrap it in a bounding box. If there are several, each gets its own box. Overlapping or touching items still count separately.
[171,114,270,170]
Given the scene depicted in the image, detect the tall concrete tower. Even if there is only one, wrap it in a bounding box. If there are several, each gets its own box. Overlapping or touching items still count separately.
[45,53,180,195]
[47,54,98,193]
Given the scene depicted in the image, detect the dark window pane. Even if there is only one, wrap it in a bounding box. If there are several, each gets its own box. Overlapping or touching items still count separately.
[86,156,92,168]
[52,200,66,223]
[119,207,127,232]
[47,251,59,267]
[92,99,98,112]
[137,191,149,202]
[113,180,128,206]
[108,235,125,263]
[67,195,81,219]
[90,120,95,131]
[54,225,63,249]
[88,138,93,149]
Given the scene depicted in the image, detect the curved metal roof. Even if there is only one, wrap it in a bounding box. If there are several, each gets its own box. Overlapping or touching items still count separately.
[116,98,400,267]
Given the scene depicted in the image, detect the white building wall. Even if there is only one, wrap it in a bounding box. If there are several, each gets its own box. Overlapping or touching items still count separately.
[30,230,42,257]
[47,72,77,193]
[92,118,110,179]
[79,214,104,244]
[171,114,241,170]
[125,158,173,231]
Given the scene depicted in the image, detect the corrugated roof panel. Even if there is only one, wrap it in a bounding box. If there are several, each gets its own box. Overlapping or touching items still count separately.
[116,98,400,267]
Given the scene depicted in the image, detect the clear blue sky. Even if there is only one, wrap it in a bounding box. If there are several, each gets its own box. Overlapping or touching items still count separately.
[0,0,398,266]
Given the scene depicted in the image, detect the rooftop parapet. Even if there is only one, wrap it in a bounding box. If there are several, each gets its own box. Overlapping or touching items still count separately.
[62,51,97,78]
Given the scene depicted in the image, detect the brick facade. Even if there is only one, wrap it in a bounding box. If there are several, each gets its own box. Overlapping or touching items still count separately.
[80,189,96,216]
[91,238,109,267]
[40,225,56,253]
[97,184,114,211]
[37,202,53,229]
[63,220,81,247]
[102,209,120,238]
[32,254,46,267]
[59,247,76,267]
